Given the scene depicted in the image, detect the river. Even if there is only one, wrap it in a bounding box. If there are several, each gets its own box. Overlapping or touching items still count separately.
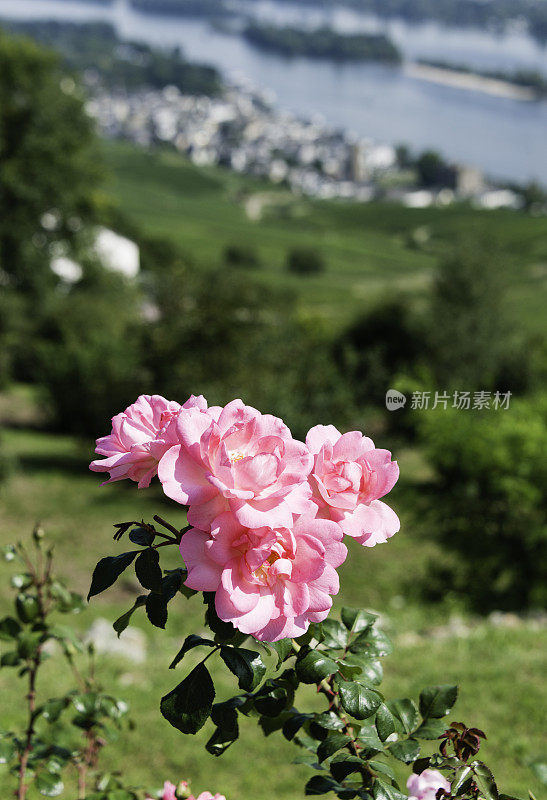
[1,0,546,184]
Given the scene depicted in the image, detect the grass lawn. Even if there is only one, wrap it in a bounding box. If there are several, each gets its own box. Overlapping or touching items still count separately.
[0,427,545,798]
[101,140,547,335]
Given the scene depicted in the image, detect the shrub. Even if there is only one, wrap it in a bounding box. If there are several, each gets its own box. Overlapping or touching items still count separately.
[335,297,428,410]
[223,244,261,269]
[286,246,325,275]
[420,395,547,610]
[35,266,149,436]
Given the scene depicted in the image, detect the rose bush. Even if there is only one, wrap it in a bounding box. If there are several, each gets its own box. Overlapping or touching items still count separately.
[83,392,518,800]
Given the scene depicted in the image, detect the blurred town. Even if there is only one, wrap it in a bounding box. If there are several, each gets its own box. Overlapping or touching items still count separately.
[89,80,519,209]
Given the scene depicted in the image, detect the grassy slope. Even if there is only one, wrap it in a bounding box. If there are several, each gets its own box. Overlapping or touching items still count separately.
[0,428,545,798]
[102,140,547,335]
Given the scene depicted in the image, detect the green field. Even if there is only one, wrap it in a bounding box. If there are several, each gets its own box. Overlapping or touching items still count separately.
[0,426,545,799]
[102,141,547,335]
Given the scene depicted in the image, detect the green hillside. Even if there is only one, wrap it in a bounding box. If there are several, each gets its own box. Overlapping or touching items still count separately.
[102,140,547,334]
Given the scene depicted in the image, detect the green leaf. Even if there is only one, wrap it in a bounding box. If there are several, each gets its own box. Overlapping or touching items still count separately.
[129,527,155,546]
[160,662,215,734]
[305,775,342,796]
[254,684,291,717]
[204,595,239,642]
[35,772,64,797]
[259,710,294,737]
[40,698,69,723]
[317,733,351,763]
[342,653,383,686]
[471,761,499,800]
[145,592,168,629]
[338,682,382,720]
[386,699,419,735]
[451,765,473,794]
[87,552,138,600]
[113,596,147,638]
[388,738,420,763]
[283,712,314,741]
[357,723,384,751]
[349,628,392,658]
[419,685,458,719]
[145,570,183,629]
[206,703,239,756]
[313,711,346,732]
[371,780,407,800]
[341,608,377,633]
[0,616,22,640]
[330,754,364,782]
[15,594,40,623]
[135,548,163,592]
[322,619,349,649]
[0,737,16,764]
[413,718,448,739]
[220,646,266,691]
[170,635,216,670]
[296,650,338,684]
[368,761,395,780]
[267,638,293,668]
[375,704,398,742]
[0,650,20,667]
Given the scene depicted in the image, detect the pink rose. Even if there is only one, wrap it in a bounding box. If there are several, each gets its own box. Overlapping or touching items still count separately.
[161,782,178,800]
[407,769,451,800]
[90,394,206,488]
[180,512,347,641]
[192,794,226,800]
[159,399,314,532]
[145,781,225,800]
[305,425,400,546]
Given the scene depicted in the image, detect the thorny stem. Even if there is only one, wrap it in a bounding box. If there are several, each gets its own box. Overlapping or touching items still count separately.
[291,639,363,760]
[16,543,48,800]
[76,728,102,800]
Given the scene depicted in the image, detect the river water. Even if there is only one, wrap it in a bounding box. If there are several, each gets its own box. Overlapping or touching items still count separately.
[1,0,546,183]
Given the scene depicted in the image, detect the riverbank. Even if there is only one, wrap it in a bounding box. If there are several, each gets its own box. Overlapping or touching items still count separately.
[406,61,538,101]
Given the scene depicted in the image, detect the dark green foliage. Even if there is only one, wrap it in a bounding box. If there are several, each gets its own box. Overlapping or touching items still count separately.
[420,396,547,610]
[87,552,139,600]
[1,533,133,797]
[4,20,222,96]
[416,150,456,188]
[287,247,326,275]
[160,662,215,734]
[428,237,513,390]
[244,24,401,63]
[0,31,101,294]
[34,266,149,436]
[335,297,427,409]
[223,243,261,269]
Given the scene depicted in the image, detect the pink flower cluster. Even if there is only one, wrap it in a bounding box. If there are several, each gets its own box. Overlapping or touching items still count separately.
[91,395,399,642]
[146,780,225,800]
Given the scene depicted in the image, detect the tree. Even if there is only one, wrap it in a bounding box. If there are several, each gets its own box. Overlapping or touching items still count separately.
[286,247,325,275]
[416,149,455,188]
[420,396,547,610]
[0,31,101,294]
[428,237,512,389]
